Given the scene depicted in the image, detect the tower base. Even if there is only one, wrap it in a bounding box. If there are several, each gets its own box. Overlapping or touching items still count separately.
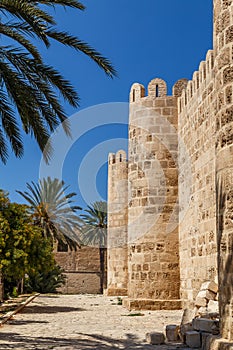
[105,287,128,296]
[122,298,182,311]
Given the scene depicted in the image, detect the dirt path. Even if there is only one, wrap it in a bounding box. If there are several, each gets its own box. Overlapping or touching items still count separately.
[0,294,184,349]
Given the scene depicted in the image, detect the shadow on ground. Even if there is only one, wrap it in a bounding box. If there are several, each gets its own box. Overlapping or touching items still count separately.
[8,319,49,325]
[22,305,86,314]
[0,332,182,349]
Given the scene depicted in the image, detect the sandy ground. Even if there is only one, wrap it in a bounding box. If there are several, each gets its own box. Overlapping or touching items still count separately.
[0,294,186,349]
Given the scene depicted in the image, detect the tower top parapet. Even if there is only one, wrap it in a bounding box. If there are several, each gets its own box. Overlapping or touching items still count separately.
[108,150,127,165]
[129,77,188,103]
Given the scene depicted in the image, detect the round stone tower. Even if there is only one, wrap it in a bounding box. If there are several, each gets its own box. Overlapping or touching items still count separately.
[214,0,233,339]
[124,78,182,310]
[106,150,128,296]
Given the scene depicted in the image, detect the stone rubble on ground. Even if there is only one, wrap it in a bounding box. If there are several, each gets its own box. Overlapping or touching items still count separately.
[145,280,220,349]
[146,332,165,345]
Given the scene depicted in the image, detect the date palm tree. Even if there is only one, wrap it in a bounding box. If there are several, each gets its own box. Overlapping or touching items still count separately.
[17,177,82,250]
[0,0,116,163]
[81,201,107,292]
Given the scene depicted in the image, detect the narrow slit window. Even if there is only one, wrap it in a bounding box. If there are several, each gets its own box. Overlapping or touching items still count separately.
[156,84,159,97]
[132,89,135,102]
[119,154,122,162]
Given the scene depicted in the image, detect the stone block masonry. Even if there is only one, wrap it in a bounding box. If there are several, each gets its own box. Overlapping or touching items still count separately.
[125,78,182,308]
[55,246,106,294]
[106,150,128,296]
[107,0,233,344]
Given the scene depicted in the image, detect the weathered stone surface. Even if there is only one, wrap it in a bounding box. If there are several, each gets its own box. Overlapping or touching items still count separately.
[200,281,218,294]
[55,247,106,294]
[107,150,128,297]
[185,331,201,348]
[195,297,208,307]
[106,0,233,337]
[146,332,165,345]
[192,318,219,334]
[166,324,180,342]
[197,290,217,301]
[207,301,219,314]
[201,332,212,350]
[122,298,182,311]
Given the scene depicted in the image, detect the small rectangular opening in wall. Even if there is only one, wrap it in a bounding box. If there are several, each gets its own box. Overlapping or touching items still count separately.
[156,84,159,97]
[203,67,206,80]
[132,89,135,102]
[146,134,152,142]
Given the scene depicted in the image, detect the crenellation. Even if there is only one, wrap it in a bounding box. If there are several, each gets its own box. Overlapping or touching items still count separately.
[108,152,115,165]
[130,83,145,103]
[106,149,128,296]
[148,78,167,98]
[106,0,233,343]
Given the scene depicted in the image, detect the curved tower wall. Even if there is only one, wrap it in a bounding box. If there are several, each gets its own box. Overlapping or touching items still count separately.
[106,150,128,296]
[214,0,233,339]
[125,78,184,310]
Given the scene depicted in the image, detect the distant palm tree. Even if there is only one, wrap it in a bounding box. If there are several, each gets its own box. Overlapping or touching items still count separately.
[81,201,107,292]
[0,0,116,163]
[17,177,82,250]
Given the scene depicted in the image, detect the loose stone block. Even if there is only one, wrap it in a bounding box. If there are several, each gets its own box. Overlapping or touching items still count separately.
[166,324,179,342]
[192,318,219,334]
[201,332,211,350]
[195,297,208,307]
[207,300,219,314]
[197,290,216,301]
[200,281,218,294]
[185,331,201,348]
[146,332,165,345]
[179,323,194,343]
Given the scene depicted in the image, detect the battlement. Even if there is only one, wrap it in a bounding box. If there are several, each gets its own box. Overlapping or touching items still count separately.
[108,150,127,165]
[179,50,214,113]
[130,77,189,103]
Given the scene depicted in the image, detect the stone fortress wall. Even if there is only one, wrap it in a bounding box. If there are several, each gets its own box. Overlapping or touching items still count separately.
[107,0,233,341]
[107,150,128,296]
[178,49,217,308]
[55,246,104,294]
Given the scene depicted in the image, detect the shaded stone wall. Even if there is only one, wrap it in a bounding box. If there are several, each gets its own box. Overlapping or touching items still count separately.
[55,246,104,294]
[125,78,182,310]
[178,50,218,308]
[214,0,233,340]
[106,150,128,296]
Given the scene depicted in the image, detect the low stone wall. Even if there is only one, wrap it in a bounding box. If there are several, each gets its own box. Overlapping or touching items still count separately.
[55,247,106,294]
[58,271,101,294]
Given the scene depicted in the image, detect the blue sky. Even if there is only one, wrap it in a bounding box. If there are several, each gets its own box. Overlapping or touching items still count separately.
[1,0,213,209]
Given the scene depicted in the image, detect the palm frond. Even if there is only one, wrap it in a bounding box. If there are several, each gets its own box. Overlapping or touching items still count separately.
[46,29,116,78]
[0,23,41,60]
[81,201,107,247]
[17,177,82,250]
[29,0,85,10]
[0,0,116,163]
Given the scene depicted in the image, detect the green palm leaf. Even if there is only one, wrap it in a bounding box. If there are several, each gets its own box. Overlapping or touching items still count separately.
[81,201,107,248]
[0,0,116,163]
[17,177,82,250]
